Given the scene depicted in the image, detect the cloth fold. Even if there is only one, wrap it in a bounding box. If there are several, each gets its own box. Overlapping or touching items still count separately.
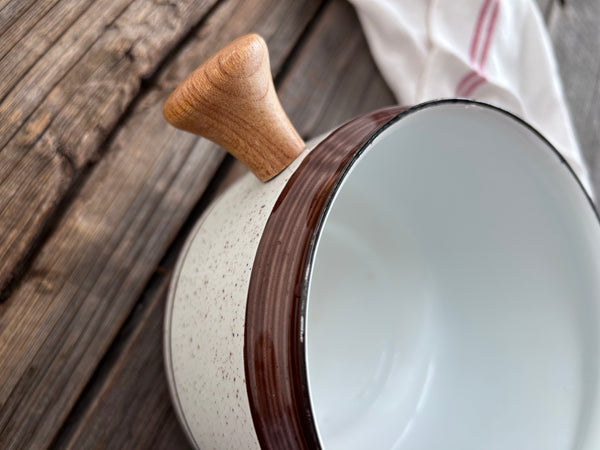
[348,0,593,197]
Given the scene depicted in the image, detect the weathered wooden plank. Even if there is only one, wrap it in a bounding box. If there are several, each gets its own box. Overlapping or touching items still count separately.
[0,0,321,448]
[0,0,220,295]
[0,0,47,38]
[50,0,395,447]
[50,157,240,450]
[49,271,191,450]
[548,0,600,195]
[0,0,133,143]
[0,0,70,66]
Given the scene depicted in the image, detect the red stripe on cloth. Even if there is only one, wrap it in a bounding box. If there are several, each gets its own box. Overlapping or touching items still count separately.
[455,0,502,97]
[477,0,501,70]
[455,70,478,96]
[469,0,493,63]
[456,0,493,96]
[462,74,487,97]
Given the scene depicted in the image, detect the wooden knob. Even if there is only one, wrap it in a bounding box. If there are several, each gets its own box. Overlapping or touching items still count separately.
[163,34,305,182]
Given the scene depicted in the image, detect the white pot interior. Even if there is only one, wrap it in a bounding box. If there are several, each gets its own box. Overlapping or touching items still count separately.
[305,103,600,449]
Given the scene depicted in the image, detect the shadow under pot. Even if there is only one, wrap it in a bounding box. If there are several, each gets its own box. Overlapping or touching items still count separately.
[162,34,600,450]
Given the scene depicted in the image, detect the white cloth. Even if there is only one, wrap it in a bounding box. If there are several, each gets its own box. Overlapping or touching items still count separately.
[348,0,593,197]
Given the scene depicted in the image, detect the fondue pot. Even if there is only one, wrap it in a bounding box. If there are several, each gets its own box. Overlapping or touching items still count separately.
[162,34,600,449]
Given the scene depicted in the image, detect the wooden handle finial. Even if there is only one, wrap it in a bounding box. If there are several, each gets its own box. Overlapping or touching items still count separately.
[163,34,304,182]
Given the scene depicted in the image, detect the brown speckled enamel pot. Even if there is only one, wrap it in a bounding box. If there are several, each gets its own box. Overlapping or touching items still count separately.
[163,35,600,450]
[164,105,402,449]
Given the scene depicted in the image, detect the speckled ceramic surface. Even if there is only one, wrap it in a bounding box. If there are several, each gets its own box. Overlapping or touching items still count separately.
[164,142,316,449]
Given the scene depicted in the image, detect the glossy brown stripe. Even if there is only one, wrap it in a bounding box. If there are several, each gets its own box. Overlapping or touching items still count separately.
[244,106,405,449]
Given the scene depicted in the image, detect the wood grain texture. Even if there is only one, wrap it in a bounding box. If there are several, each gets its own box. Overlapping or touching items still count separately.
[548,0,600,196]
[0,0,94,102]
[164,33,304,181]
[0,0,321,448]
[49,1,396,448]
[0,0,220,295]
[50,271,191,450]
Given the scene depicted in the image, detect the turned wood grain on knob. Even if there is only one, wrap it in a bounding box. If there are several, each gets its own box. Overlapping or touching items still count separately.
[163,34,305,182]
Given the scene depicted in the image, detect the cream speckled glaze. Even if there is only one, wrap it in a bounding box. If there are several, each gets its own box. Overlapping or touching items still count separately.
[164,143,315,449]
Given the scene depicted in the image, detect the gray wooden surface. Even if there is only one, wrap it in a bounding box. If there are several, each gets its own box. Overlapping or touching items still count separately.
[0,0,597,448]
[549,0,600,192]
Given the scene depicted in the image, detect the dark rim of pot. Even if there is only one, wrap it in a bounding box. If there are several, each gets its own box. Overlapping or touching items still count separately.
[243,99,600,450]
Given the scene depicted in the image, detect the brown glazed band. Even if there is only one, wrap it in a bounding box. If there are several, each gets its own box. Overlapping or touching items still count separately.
[244,105,405,449]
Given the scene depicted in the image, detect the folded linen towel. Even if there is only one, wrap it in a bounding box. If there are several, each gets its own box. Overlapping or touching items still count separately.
[348,0,593,197]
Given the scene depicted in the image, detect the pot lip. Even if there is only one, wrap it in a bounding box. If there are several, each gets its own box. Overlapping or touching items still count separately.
[244,98,600,449]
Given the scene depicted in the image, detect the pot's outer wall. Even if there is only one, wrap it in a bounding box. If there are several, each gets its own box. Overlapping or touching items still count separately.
[164,106,403,450]
[164,142,316,449]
